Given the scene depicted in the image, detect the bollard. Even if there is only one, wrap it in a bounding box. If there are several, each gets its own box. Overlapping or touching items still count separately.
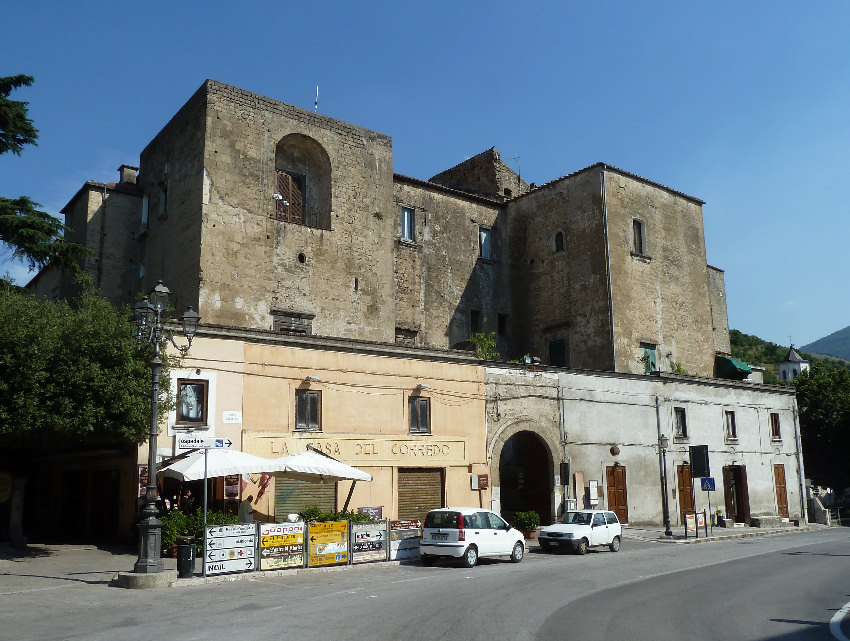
[177,535,196,578]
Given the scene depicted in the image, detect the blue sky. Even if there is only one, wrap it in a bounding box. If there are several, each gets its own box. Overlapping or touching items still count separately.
[2,2,848,348]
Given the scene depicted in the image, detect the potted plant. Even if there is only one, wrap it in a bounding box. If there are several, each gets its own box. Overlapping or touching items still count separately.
[512,510,541,539]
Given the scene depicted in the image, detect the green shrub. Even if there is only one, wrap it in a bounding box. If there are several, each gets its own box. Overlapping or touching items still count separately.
[158,508,239,552]
[298,505,375,523]
[512,510,541,531]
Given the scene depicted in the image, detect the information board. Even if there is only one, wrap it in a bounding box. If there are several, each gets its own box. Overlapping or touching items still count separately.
[307,520,348,567]
[259,522,304,570]
[205,523,256,576]
[351,521,388,564]
[389,519,422,561]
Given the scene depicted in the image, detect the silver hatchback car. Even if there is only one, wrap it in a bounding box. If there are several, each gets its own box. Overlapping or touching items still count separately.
[419,508,526,567]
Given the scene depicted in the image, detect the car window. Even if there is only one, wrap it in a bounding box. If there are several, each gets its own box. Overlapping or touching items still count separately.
[486,512,508,529]
[605,511,619,525]
[424,511,460,529]
[592,513,606,526]
[560,511,591,525]
[466,513,487,529]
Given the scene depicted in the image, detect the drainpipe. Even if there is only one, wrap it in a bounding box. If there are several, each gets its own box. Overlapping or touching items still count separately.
[601,167,616,371]
[791,400,807,523]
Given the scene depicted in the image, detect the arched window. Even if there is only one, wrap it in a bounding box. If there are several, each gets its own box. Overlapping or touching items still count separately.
[274,134,332,229]
[553,231,565,253]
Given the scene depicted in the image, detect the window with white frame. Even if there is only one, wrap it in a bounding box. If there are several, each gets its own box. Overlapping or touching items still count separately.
[401,206,415,242]
[674,407,688,439]
[724,410,737,439]
[176,379,209,426]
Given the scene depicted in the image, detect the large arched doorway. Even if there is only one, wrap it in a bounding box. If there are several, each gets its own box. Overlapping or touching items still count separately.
[498,431,552,525]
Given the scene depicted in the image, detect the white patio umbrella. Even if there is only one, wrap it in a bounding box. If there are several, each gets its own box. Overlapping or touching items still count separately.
[158,448,289,481]
[271,450,372,483]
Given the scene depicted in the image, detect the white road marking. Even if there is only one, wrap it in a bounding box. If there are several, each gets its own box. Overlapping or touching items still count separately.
[830,600,850,641]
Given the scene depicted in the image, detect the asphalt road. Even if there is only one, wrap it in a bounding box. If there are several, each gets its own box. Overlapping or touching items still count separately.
[2,529,849,641]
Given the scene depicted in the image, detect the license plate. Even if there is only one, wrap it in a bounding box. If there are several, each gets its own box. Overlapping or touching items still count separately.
[431,533,448,540]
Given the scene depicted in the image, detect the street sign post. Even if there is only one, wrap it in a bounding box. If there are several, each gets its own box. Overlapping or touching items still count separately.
[204,523,257,577]
[176,436,234,450]
[700,477,716,533]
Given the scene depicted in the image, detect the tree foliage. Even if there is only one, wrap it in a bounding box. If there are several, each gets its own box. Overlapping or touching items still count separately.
[794,362,850,490]
[0,283,153,448]
[468,320,500,361]
[0,74,88,272]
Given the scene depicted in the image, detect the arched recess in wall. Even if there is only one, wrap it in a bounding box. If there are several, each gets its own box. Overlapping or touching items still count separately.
[274,134,332,230]
[488,417,560,526]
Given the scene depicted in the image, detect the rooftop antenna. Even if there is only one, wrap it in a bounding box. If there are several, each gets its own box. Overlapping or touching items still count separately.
[315,86,318,112]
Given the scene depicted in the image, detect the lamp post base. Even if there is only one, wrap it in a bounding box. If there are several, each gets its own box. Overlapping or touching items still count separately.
[134,515,164,574]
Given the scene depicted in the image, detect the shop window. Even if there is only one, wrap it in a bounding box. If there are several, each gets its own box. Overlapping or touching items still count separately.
[674,407,688,439]
[724,410,737,440]
[296,390,321,431]
[176,379,209,426]
[409,397,430,434]
[770,412,781,440]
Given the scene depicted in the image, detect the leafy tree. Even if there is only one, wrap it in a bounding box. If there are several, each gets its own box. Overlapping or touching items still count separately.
[468,320,500,361]
[0,75,88,273]
[0,282,154,448]
[794,362,850,490]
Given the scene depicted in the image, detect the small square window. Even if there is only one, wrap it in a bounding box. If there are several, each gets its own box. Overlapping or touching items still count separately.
[724,410,737,440]
[176,379,208,426]
[674,407,688,439]
[401,206,415,242]
[479,227,492,260]
[770,413,781,440]
[296,390,321,431]
[409,397,430,434]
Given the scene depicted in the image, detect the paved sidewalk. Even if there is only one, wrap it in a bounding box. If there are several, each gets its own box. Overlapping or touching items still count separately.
[619,522,828,544]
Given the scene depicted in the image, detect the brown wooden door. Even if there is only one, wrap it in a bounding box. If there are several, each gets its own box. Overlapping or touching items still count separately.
[606,465,628,524]
[722,466,735,520]
[677,464,695,524]
[774,464,789,518]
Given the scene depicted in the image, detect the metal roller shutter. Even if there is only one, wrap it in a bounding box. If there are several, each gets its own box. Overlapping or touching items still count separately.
[274,478,337,518]
[397,468,444,521]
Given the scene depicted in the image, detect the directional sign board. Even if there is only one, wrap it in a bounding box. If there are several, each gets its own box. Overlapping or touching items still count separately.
[259,522,304,570]
[177,436,234,450]
[390,520,422,561]
[205,523,256,576]
[701,477,716,492]
[351,521,388,564]
[307,520,348,567]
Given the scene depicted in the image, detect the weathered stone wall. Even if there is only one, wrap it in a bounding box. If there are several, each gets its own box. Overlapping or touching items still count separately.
[604,168,716,377]
[393,179,507,351]
[708,265,731,354]
[429,147,530,199]
[138,82,207,315]
[196,80,395,340]
[505,167,614,369]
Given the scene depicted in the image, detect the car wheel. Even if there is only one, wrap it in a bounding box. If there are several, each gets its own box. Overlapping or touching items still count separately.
[609,536,621,552]
[510,541,524,563]
[576,538,588,555]
[461,545,478,568]
[420,554,437,565]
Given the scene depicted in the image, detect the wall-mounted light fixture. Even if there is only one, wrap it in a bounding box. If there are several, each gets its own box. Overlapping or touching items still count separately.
[305,375,319,383]
[415,383,430,390]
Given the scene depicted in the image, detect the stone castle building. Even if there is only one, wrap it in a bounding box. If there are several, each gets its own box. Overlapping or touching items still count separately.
[39,79,731,379]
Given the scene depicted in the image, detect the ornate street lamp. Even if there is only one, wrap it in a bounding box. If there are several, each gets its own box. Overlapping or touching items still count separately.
[658,435,673,537]
[131,280,200,574]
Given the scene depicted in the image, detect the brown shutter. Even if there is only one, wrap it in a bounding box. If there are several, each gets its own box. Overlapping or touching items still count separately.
[774,464,789,518]
[274,478,337,517]
[722,466,734,518]
[677,464,694,524]
[275,171,304,224]
[739,466,750,522]
[397,468,444,521]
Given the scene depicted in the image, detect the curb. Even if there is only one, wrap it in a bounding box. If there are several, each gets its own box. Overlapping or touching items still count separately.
[626,525,820,545]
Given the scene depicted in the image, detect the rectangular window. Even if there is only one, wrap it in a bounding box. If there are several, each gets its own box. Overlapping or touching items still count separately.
[632,219,645,255]
[549,339,568,367]
[479,227,492,260]
[275,170,306,225]
[159,181,168,219]
[724,410,737,439]
[401,206,415,242]
[470,309,482,334]
[295,390,321,431]
[674,407,688,438]
[140,194,149,230]
[770,412,781,440]
[640,342,657,373]
[409,397,430,434]
[176,379,209,426]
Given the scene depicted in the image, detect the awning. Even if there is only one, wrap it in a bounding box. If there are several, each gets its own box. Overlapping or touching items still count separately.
[715,355,752,380]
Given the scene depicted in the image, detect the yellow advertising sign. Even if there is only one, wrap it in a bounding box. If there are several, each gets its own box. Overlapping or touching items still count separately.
[307,520,348,567]
[261,533,302,547]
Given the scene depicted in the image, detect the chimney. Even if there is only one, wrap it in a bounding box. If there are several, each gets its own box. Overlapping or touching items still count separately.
[118,164,139,184]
